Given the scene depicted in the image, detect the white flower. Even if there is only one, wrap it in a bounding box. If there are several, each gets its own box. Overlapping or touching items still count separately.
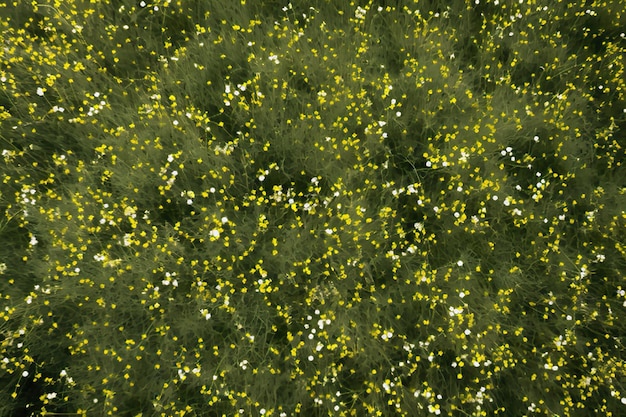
[355,6,367,19]
[381,330,393,341]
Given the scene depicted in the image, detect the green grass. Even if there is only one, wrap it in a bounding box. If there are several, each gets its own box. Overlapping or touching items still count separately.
[1,0,625,416]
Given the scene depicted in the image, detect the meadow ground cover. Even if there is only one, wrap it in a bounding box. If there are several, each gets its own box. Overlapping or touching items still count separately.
[0,0,625,416]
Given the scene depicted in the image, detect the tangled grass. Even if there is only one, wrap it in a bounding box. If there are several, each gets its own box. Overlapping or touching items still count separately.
[1,0,625,416]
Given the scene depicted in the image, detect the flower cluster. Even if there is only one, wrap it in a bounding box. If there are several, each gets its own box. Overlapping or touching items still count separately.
[1,0,625,416]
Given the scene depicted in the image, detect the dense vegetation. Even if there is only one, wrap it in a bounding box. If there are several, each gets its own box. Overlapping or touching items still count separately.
[1,0,625,416]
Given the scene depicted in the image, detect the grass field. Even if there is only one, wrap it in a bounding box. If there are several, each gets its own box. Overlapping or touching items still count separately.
[1,0,625,416]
